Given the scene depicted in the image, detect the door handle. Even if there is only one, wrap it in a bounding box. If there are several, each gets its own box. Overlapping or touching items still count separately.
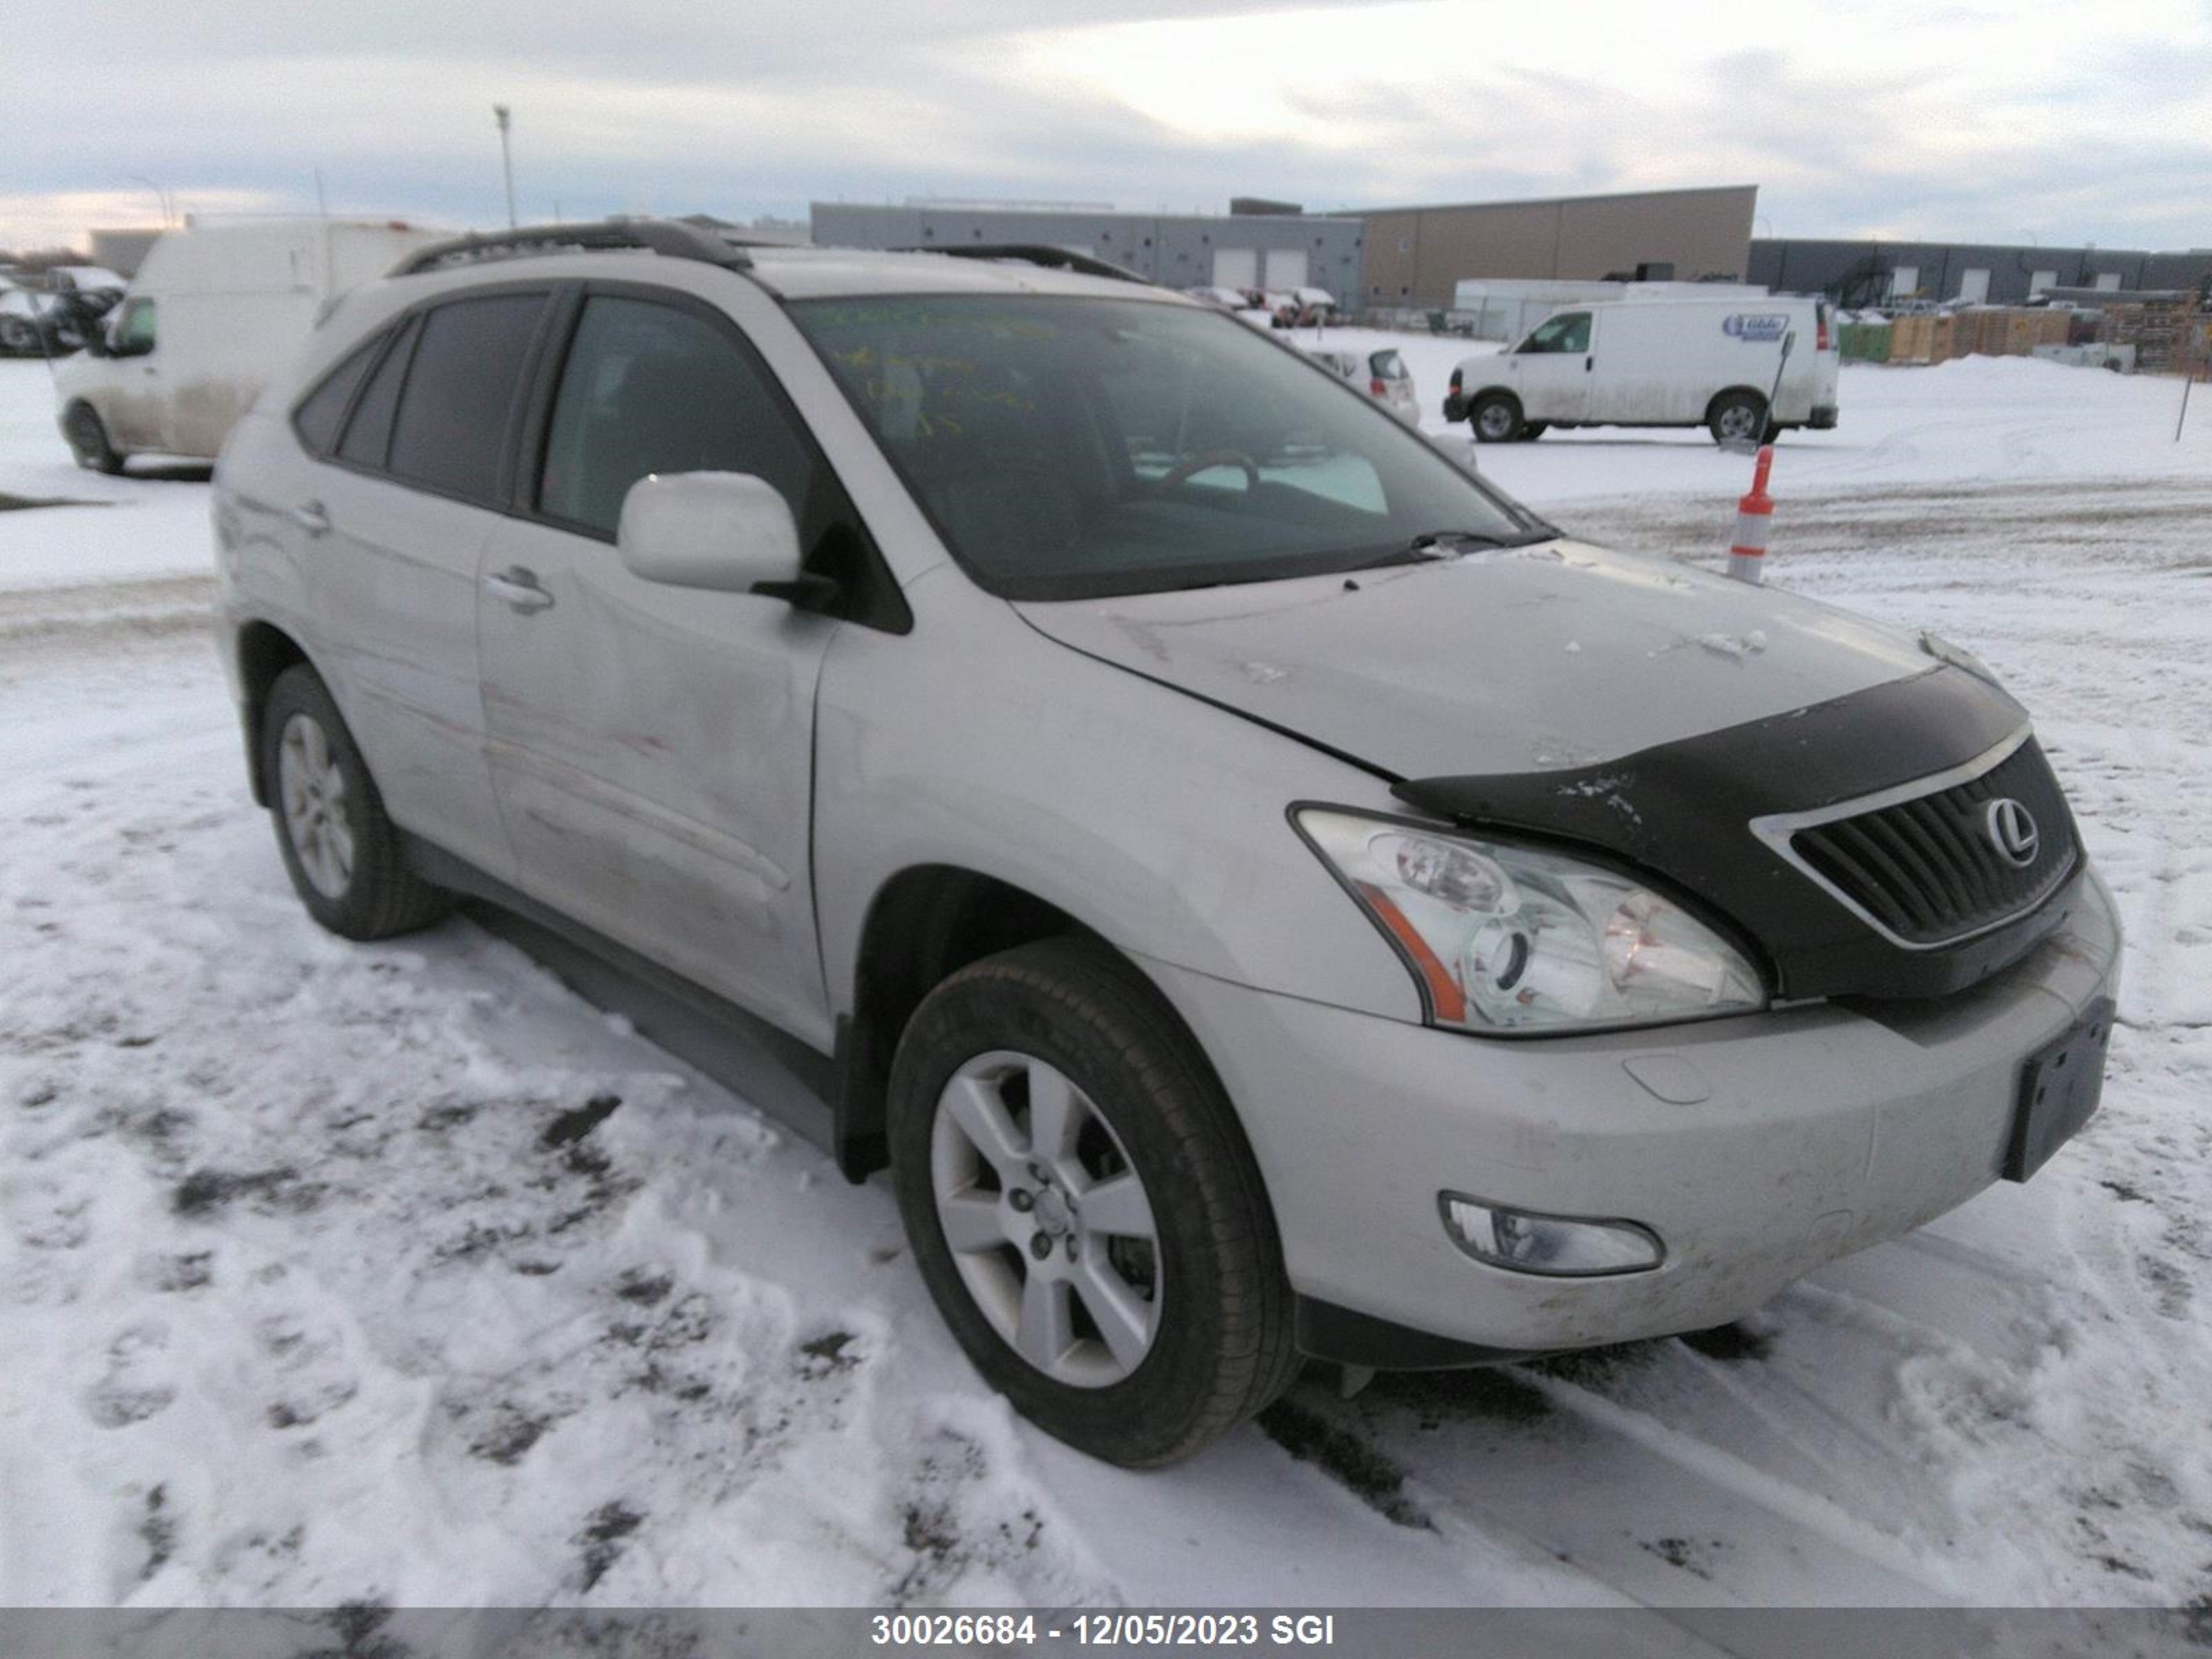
[485,566,555,613]
[1584,355,1594,372]
[290,500,330,536]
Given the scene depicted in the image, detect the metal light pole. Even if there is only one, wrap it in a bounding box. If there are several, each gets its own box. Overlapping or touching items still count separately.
[130,174,174,227]
[2180,328,2202,443]
[493,104,516,229]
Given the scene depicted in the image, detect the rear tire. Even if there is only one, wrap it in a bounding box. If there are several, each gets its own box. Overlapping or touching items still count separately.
[888,937,1299,1466]
[0,316,37,355]
[1707,391,1770,446]
[64,403,124,474]
[259,664,449,940]
[1468,392,1524,443]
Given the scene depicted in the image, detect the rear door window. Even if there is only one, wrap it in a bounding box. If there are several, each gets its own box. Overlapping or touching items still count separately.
[337,316,419,470]
[386,292,548,506]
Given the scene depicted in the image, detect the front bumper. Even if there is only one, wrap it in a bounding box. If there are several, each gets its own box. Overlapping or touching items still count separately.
[1442,392,1469,422]
[1141,870,2121,1362]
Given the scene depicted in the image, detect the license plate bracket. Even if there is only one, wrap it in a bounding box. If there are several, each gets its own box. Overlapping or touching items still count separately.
[2003,997,2115,1183]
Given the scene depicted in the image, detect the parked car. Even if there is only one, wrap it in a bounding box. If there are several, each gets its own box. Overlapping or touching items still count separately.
[0,284,58,356]
[0,275,118,356]
[54,218,446,473]
[1286,285,1337,326]
[1302,343,1419,422]
[1443,294,1841,444]
[215,222,2118,1467]
[44,263,128,295]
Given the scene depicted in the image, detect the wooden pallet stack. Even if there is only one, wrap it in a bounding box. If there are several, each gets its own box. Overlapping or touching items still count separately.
[1886,312,1958,364]
[1886,307,2077,364]
[1949,308,2075,358]
[2096,295,2197,372]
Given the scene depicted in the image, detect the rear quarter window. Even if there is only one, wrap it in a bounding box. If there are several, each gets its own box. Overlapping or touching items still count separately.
[292,335,382,457]
[337,316,420,471]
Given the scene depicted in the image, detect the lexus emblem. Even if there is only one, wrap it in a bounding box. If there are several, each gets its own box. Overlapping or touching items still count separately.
[1984,798,2040,868]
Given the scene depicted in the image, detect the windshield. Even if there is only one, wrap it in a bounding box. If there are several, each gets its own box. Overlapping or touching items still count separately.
[789,294,1548,599]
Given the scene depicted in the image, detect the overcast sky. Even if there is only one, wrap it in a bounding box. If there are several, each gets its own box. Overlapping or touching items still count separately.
[3,0,2208,253]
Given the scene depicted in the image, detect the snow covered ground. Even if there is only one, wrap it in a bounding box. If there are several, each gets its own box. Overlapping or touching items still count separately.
[2,352,2210,1614]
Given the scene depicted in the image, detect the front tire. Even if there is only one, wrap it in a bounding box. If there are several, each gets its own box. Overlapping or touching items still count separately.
[64,403,124,474]
[259,665,449,939]
[888,938,1298,1466]
[1468,391,1524,443]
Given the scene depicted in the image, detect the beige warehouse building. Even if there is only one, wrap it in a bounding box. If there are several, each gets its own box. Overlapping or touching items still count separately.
[1353,185,1759,308]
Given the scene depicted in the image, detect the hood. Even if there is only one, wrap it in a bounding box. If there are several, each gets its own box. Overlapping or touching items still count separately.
[1013,538,1936,779]
[1017,538,2075,1004]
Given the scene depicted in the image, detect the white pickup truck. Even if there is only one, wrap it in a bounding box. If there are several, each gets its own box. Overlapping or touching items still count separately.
[1443,294,1840,445]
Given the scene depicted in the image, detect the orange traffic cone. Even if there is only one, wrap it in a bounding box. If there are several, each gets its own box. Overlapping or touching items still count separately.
[1727,444,1774,584]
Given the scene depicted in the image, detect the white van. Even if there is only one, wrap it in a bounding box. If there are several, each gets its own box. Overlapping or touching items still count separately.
[1443,295,1840,445]
[55,219,447,471]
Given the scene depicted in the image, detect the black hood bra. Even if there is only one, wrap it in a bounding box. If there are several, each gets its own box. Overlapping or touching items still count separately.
[1391,665,2083,1002]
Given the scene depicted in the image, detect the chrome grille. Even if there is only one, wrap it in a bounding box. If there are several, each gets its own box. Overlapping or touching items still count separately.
[1763,736,2078,948]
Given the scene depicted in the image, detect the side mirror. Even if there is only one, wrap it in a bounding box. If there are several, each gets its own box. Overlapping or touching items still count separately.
[616,471,822,603]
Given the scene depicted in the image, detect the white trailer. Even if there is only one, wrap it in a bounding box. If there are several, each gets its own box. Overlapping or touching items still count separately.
[55,218,449,470]
[1442,294,1841,446]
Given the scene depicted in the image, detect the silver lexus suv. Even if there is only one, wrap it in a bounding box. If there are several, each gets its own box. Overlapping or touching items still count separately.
[213,221,2121,1466]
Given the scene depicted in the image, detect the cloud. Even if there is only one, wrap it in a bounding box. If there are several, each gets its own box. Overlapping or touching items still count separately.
[2,0,2206,251]
[0,190,285,252]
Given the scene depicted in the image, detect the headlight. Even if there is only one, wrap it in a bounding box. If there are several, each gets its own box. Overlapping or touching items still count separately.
[1295,808,1765,1033]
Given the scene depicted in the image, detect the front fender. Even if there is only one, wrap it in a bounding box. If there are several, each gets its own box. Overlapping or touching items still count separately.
[811,577,1424,1031]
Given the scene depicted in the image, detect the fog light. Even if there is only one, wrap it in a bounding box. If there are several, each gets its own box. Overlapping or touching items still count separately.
[1439,1193,1664,1277]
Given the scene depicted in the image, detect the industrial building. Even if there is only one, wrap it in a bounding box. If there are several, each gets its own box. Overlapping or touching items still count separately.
[808,200,1363,296]
[1750,238,2212,307]
[1347,185,1759,308]
[811,186,1761,313]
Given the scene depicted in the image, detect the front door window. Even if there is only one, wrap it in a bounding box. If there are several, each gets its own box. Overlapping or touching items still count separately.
[111,298,156,356]
[1516,312,1591,355]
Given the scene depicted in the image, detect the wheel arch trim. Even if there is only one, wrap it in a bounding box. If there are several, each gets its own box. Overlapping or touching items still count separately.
[1705,385,1771,419]
[232,619,319,807]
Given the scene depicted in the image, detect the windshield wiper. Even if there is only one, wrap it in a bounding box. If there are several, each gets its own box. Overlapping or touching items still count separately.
[1338,527,1557,574]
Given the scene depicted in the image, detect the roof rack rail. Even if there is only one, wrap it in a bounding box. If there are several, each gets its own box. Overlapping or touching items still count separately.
[892,243,1151,286]
[393,218,758,277]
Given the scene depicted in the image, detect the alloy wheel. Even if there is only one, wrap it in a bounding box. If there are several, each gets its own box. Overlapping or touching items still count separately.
[1718,403,1760,441]
[276,712,356,900]
[930,1049,1163,1388]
